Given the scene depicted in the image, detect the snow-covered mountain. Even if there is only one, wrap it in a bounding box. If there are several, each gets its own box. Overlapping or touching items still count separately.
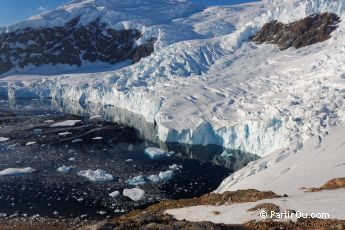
[0,0,344,160]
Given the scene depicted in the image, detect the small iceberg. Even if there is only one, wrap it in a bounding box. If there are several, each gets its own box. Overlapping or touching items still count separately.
[90,115,102,120]
[25,141,37,146]
[144,147,172,160]
[50,120,81,128]
[59,132,72,136]
[0,137,10,142]
[158,170,174,181]
[0,167,36,176]
[148,170,175,183]
[123,188,145,201]
[109,191,120,198]
[126,175,147,186]
[57,165,72,173]
[77,169,114,182]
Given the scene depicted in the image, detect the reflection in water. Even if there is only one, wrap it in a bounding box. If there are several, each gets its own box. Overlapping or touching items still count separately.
[7,98,259,171]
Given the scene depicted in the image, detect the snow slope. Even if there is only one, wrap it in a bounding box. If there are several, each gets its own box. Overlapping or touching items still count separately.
[167,188,345,224]
[1,0,345,157]
[166,126,345,224]
[217,126,345,195]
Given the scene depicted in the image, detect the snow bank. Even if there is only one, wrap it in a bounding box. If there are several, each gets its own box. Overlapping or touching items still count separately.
[123,188,145,201]
[0,167,36,176]
[77,169,114,182]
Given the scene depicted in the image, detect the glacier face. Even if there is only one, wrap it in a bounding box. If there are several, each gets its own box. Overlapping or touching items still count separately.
[1,0,345,157]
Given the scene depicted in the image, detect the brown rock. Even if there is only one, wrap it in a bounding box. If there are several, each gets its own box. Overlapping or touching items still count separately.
[251,12,340,50]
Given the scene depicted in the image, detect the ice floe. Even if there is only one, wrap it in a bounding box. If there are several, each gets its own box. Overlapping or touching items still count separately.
[126,175,147,186]
[109,191,120,198]
[123,188,145,201]
[0,167,36,176]
[144,147,173,160]
[50,120,81,127]
[0,137,10,142]
[77,169,114,182]
[57,165,72,173]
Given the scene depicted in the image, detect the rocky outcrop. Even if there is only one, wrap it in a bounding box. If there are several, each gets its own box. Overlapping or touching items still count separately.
[0,17,156,75]
[305,178,345,192]
[251,12,340,50]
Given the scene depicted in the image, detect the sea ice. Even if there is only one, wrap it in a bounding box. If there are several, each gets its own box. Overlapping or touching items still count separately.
[77,169,114,182]
[109,191,120,198]
[50,120,81,127]
[144,147,172,160]
[158,170,174,181]
[123,188,145,201]
[0,137,9,142]
[0,167,36,176]
[72,139,83,143]
[90,115,102,120]
[25,141,36,146]
[58,132,72,136]
[126,175,147,186]
[57,165,72,173]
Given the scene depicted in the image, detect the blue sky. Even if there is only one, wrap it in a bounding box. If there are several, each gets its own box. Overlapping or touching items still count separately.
[0,0,257,27]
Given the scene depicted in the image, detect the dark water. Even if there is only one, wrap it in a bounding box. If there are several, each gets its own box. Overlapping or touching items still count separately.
[0,98,257,220]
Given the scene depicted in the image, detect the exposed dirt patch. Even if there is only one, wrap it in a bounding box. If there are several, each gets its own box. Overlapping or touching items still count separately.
[251,12,340,50]
[76,189,280,229]
[244,218,345,230]
[305,178,345,192]
[247,203,280,214]
[0,217,92,230]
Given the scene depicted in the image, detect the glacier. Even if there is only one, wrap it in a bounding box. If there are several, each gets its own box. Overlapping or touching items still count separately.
[0,0,345,157]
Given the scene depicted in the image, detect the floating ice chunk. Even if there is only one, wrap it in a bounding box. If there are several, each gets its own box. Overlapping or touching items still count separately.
[109,191,120,198]
[69,157,76,161]
[169,164,183,171]
[33,129,43,134]
[72,139,83,143]
[0,167,36,176]
[123,188,145,201]
[147,174,161,183]
[125,159,133,162]
[159,170,174,181]
[148,169,175,183]
[57,165,72,173]
[90,115,102,120]
[77,169,114,182]
[59,132,72,136]
[44,120,55,123]
[50,120,81,127]
[0,137,9,142]
[25,141,36,146]
[126,175,147,186]
[144,147,172,160]
[0,213,7,217]
[92,137,103,140]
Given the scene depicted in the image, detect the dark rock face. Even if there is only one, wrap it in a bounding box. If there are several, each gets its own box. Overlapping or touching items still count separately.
[251,12,340,50]
[0,17,156,75]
